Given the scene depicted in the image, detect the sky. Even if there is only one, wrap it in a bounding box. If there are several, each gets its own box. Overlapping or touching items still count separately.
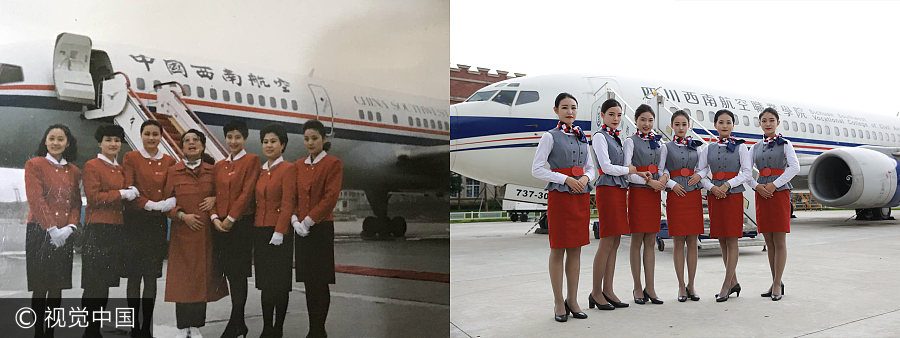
[0,0,449,202]
[451,0,900,116]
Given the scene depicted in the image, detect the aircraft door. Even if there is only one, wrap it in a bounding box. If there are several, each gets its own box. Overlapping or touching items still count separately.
[308,84,334,137]
[53,33,95,104]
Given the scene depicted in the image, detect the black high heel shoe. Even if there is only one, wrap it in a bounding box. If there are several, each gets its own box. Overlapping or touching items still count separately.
[729,283,741,297]
[220,320,249,338]
[677,286,688,302]
[602,292,629,308]
[715,292,729,302]
[554,304,568,323]
[633,289,647,305]
[686,289,700,301]
[588,293,615,310]
[644,289,664,304]
[564,299,588,319]
[761,282,784,297]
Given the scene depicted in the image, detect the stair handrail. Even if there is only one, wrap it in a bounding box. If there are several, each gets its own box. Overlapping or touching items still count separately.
[111,72,184,160]
[153,81,228,157]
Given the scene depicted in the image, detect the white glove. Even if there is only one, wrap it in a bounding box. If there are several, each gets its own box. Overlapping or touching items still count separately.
[119,189,137,201]
[269,232,284,245]
[129,186,140,197]
[159,197,176,212]
[291,214,299,224]
[297,216,314,237]
[144,200,159,211]
[48,225,75,248]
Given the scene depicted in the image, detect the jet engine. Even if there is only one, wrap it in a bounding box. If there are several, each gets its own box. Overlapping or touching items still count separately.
[808,147,900,219]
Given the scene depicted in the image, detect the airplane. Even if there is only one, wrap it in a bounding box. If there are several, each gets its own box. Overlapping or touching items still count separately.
[0,32,450,237]
[450,73,900,222]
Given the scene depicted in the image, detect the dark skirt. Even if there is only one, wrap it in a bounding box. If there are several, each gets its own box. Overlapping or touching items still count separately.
[252,226,293,292]
[25,223,74,291]
[214,215,255,278]
[123,211,169,278]
[81,223,124,289]
[295,221,336,284]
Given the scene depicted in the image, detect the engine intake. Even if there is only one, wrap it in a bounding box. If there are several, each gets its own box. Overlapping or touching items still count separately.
[808,147,900,209]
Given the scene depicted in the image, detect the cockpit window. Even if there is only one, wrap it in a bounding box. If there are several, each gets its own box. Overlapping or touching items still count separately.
[465,90,497,102]
[507,83,520,87]
[491,90,517,106]
[515,91,539,105]
[494,83,506,87]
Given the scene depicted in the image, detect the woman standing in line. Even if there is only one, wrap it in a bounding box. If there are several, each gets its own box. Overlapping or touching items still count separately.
[623,104,667,305]
[587,99,648,311]
[164,129,229,338]
[697,109,753,302]
[254,123,296,337]
[292,120,342,338]
[81,124,139,338]
[659,111,706,302]
[211,120,261,338]
[531,92,594,322]
[122,120,177,338]
[24,124,81,338]
[750,108,798,301]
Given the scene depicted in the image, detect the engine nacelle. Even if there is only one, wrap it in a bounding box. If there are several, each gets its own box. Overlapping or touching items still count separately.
[808,147,900,209]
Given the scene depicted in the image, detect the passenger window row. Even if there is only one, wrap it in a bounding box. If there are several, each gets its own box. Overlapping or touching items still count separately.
[135,77,299,112]
[357,109,449,131]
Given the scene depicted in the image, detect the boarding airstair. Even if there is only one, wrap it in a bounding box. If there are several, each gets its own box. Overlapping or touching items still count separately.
[589,83,763,250]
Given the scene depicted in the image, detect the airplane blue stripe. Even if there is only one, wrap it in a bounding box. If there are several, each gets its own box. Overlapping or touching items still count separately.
[449,116,868,148]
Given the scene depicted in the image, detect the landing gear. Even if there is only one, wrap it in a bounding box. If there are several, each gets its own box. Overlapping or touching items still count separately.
[855,207,895,220]
[360,190,408,239]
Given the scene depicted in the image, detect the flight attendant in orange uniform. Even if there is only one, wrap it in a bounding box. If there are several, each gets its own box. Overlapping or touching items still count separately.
[24,124,82,338]
[292,120,342,338]
[122,120,177,337]
[660,111,706,302]
[531,93,594,322]
[81,124,138,338]
[750,108,798,301]
[212,120,261,338]
[164,129,229,338]
[254,123,296,337]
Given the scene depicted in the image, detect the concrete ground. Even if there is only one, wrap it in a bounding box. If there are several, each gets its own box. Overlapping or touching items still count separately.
[451,210,900,337]
[0,219,449,337]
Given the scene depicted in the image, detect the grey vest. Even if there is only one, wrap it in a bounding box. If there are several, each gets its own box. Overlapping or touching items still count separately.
[707,143,746,194]
[752,140,794,191]
[592,131,628,189]
[544,129,594,194]
[628,134,661,189]
[664,142,701,192]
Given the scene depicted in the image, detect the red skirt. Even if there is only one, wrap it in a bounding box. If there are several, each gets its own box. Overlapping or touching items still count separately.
[665,189,704,236]
[595,185,629,238]
[547,190,590,248]
[627,187,661,234]
[707,193,744,238]
[756,189,791,233]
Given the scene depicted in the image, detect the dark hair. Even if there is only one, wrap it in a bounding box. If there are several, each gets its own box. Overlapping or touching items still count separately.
[35,124,78,162]
[554,92,577,108]
[634,104,655,119]
[303,119,331,152]
[600,99,621,113]
[714,109,735,123]
[94,124,125,143]
[140,120,163,134]
[671,110,690,123]
[180,129,215,164]
[223,119,249,139]
[260,123,288,152]
[759,107,780,120]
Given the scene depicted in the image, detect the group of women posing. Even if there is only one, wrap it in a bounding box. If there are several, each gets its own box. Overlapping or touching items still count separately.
[25,119,342,338]
[532,93,797,322]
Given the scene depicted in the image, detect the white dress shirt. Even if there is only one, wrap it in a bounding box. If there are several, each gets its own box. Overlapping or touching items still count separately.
[623,136,667,185]
[531,131,596,185]
[748,141,800,189]
[698,142,753,190]
[590,132,630,177]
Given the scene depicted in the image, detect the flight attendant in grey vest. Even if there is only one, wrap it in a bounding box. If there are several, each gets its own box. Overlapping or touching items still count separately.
[659,111,706,302]
[749,108,798,301]
[531,93,595,322]
[587,99,650,311]
[623,104,667,305]
[697,109,753,302]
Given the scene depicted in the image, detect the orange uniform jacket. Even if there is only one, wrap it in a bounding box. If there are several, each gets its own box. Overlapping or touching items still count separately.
[254,160,296,235]
[214,153,261,221]
[24,156,82,230]
[123,150,177,211]
[295,155,343,223]
[83,157,126,225]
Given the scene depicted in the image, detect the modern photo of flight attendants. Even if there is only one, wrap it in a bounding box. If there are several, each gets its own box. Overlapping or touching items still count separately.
[164,129,227,338]
[697,110,753,302]
[24,124,81,338]
[531,93,594,322]
[81,124,136,338]
[122,119,178,337]
[660,111,706,302]
[623,104,667,305]
[292,119,343,338]
[750,108,798,301]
